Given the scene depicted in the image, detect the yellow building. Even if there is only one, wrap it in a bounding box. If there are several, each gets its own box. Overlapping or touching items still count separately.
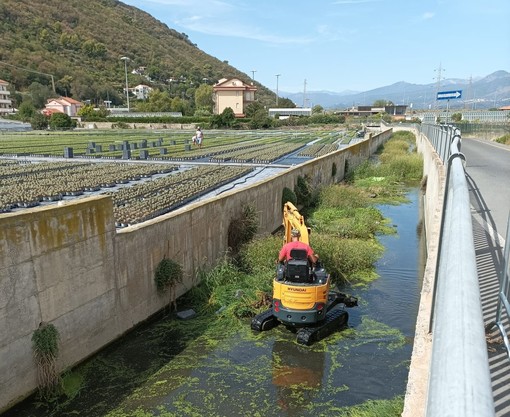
[213,78,257,117]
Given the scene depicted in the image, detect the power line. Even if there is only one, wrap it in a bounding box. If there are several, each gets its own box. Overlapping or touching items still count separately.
[0,60,56,92]
[433,63,445,109]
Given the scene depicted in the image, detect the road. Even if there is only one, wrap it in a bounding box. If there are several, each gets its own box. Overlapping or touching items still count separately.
[462,137,510,240]
[462,137,510,416]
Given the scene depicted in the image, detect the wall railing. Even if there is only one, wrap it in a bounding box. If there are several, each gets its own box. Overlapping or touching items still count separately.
[419,124,495,417]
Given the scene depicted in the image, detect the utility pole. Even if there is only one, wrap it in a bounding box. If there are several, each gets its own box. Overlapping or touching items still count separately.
[466,75,473,110]
[303,79,307,108]
[120,56,130,112]
[251,70,257,81]
[275,74,281,106]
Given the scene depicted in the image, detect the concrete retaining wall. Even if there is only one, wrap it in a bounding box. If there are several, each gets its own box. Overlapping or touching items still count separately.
[400,126,447,417]
[0,129,392,412]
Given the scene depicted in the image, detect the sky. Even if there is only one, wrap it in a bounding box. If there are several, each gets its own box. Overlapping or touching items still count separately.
[120,0,510,94]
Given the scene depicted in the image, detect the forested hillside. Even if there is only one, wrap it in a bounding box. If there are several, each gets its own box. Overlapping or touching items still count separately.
[0,0,276,111]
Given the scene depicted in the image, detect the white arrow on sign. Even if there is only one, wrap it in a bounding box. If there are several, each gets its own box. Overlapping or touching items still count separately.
[437,90,462,100]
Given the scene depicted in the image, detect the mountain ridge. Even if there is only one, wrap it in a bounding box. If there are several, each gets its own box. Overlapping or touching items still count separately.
[0,1,507,112]
[281,71,510,110]
[0,0,276,109]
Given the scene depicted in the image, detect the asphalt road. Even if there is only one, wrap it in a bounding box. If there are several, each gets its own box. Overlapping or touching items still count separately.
[462,137,510,240]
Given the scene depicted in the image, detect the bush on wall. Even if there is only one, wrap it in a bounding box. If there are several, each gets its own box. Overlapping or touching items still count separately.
[228,204,259,256]
[32,322,61,398]
[155,258,183,310]
[281,187,297,207]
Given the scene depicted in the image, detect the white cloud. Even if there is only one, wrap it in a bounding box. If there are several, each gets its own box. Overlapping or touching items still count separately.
[422,12,435,20]
[176,16,314,45]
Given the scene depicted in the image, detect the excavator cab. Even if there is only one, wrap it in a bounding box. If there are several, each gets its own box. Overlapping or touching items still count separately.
[284,249,310,283]
[251,202,358,345]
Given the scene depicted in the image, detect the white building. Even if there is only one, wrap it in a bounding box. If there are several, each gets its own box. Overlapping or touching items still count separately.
[268,108,312,119]
[131,84,152,100]
[0,79,14,115]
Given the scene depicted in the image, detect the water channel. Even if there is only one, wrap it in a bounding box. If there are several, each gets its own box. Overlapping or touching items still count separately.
[3,188,425,417]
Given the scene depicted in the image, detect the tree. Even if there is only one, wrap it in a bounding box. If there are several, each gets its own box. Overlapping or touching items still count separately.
[373,99,394,107]
[170,96,188,114]
[77,104,96,118]
[220,107,236,127]
[245,102,265,118]
[249,109,273,129]
[30,113,49,130]
[49,113,73,130]
[312,104,324,114]
[451,113,462,122]
[27,82,53,109]
[210,107,237,128]
[137,89,172,112]
[18,101,36,122]
[194,84,214,113]
[277,97,296,108]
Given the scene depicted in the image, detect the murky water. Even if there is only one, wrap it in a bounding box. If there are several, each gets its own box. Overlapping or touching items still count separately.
[3,188,425,417]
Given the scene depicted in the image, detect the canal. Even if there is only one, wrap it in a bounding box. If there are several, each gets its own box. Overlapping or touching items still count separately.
[3,188,425,417]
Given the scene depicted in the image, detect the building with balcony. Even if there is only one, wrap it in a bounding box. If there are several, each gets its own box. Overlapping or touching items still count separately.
[213,78,257,117]
[0,79,14,115]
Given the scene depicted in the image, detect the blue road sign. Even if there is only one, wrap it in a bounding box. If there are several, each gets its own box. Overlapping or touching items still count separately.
[437,90,462,100]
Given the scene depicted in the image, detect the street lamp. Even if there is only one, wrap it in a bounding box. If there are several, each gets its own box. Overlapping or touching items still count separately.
[120,56,130,112]
[275,74,281,106]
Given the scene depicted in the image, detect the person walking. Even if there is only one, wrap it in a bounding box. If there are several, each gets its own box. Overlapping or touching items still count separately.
[196,126,203,148]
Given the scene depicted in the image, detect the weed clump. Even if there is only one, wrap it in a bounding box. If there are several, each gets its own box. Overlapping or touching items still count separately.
[155,258,183,310]
[32,322,61,399]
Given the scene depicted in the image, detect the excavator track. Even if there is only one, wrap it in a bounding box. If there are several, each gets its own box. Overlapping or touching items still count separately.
[251,308,279,332]
[296,305,349,346]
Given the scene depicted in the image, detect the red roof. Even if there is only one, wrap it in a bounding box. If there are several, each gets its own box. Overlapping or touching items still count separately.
[41,108,62,116]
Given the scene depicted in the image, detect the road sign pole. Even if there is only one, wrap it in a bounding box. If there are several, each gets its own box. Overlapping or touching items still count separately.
[446,99,450,124]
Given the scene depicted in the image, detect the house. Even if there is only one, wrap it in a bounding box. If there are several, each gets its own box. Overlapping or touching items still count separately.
[43,97,83,117]
[0,79,14,115]
[213,78,257,117]
[132,84,152,100]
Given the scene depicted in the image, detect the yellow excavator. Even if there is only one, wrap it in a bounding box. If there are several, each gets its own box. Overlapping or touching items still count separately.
[251,202,357,345]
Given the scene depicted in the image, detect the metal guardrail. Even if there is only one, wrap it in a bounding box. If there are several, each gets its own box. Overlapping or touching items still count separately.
[489,218,510,357]
[419,124,495,417]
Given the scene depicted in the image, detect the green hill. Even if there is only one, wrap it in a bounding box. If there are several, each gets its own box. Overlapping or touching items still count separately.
[0,0,277,111]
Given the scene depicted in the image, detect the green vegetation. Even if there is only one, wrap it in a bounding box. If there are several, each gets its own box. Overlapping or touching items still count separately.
[227,204,259,256]
[0,0,279,115]
[155,258,183,293]
[31,323,61,398]
[281,186,297,207]
[495,134,510,145]
[346,130,423,203]
[294,174,314,207]
[335,397,404,417]
[16,131,418,416]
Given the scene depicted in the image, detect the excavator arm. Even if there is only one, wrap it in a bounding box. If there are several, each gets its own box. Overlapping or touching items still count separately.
[282,202,310,245]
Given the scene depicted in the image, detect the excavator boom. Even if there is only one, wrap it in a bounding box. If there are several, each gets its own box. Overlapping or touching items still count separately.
[251,201,357,345]
[282,202,310,245]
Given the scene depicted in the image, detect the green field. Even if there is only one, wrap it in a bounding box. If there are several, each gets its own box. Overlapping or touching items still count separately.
[0,128,353,225]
